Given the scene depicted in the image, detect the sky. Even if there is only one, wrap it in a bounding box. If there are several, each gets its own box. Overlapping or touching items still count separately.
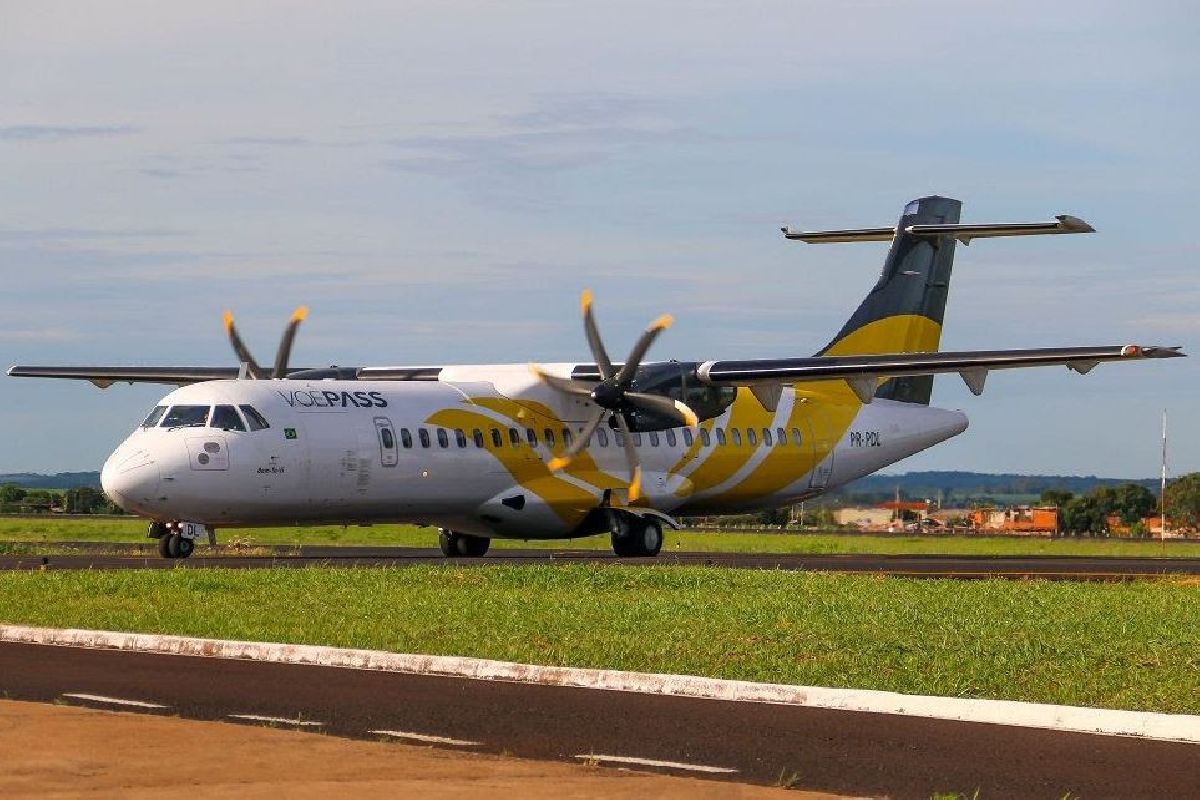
[1,0,1197,478]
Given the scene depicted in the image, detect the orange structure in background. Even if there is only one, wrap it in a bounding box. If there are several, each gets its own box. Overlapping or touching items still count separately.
[968,506,1058,534]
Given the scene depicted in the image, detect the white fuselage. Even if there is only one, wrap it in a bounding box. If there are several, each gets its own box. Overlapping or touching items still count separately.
[100,368,967,539]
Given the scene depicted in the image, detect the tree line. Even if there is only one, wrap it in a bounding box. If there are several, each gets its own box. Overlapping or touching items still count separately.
[0,484,123,515]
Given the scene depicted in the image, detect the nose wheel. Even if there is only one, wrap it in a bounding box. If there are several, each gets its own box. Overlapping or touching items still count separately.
[151,521,205,559]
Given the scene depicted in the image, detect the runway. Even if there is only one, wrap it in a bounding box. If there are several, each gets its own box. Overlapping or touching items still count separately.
[1,640,1195,798]
[3,543,1200,580]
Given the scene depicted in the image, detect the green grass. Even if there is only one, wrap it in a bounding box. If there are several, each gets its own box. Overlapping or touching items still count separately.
[1,565,1197,714]
[2,515,1199,558]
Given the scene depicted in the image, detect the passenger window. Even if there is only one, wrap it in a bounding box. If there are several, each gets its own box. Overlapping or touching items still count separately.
[632,432,643,446]
[401,428,413,448]
[455,428,467,448]
[747,428,757,446]
[762,428,772,446]
[473,429,485,448]
[648,431,660,447]
[509,428,521,447]
[239,405,270,431]
[562,428,573,447]
[526,428,538,446]
[791,427,803,446]
[715,428,726,446]
[162,405,210,429]
[681,429,692,447]
[418,428,431,448]
[777,427,787,446]
[491,428,503,448]
[543,428,555,446]
[381,428,395,449]
[211,405,246,432]
[437,428,449,448]
[597,428,609,447]
[665,429,677,447]
[140,406,167,428]
[730,428,742,446]
[614,429,625,447]
[700,428,711,446]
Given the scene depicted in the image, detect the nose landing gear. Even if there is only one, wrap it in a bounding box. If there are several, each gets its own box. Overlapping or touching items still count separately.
[149,521,209,560]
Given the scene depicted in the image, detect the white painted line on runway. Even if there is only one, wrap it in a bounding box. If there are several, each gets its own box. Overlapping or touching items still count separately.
[8,624,1200,745]
[574,754,738,774]
[370,729,481,746]
[61,693,168,709]
[228,714,323,727]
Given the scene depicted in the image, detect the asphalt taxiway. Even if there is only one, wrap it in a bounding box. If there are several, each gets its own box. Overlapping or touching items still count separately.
[1,640,1195,798]
[3,544,1200,580]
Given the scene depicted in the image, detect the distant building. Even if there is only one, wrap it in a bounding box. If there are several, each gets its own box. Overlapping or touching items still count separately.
[968,506,1058,535]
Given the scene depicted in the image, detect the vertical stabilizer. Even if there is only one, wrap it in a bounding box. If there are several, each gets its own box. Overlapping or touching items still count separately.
[818,196,962,404]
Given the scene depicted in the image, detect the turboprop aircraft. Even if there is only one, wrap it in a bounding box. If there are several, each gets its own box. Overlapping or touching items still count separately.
[8,196,1184,559]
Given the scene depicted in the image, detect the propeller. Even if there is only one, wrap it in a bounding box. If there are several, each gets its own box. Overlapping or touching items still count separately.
[531,290,699,502]
[222,306,309,380]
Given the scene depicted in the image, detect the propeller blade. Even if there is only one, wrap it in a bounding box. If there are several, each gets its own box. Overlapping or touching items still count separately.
[581,290,615,381]
[624,391,700,427]
[271,306,308,380]
[223,310,267,380]
[614,413,643,503]
[547,410,606,472]
[529,364,593,397]
[615,313,673,387]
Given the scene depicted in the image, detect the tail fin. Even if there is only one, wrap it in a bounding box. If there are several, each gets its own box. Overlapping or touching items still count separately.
[818,195,962,404]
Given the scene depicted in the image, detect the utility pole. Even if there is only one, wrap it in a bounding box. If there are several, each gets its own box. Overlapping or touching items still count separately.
[1161,409,1168,540]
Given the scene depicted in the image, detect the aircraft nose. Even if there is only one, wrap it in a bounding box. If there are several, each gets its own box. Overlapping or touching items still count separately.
[101,443,162,515]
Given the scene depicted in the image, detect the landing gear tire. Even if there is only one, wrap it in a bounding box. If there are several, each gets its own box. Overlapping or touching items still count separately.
[157,533,173,558]
[165,533,182,559]
[175,536,194,559]
[611,516,663,558]
[439,530,490,558]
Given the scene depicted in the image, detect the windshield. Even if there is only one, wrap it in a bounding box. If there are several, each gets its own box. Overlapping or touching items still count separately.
[210,405,246,431]
[161,405,210,429]
[239,405,270,431]
[140,406,167,428]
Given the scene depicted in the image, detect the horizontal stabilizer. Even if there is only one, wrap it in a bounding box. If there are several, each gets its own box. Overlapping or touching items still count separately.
[783,214,1094,244]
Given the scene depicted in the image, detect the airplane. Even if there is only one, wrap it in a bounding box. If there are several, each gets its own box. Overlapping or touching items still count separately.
[8,196,1184,559]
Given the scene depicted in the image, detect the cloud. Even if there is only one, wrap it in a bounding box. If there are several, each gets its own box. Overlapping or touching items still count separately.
[221,136,311,146]
[0,124,139,142]
[384,94,705,180]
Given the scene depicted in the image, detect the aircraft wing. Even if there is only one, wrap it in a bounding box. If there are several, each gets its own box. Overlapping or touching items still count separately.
[695,344,1184,405]
[5,364,447,388]
[5,365,244,388]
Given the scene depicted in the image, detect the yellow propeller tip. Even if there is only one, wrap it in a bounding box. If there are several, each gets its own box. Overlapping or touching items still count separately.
[580,289,594,315]
[547,457,570,471]
[291,306,309,323]
[222,310,234,331]
[628,470,643,502]
[651,313,674,331]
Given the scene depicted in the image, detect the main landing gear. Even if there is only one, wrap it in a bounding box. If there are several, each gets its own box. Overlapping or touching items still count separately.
[610,514,664,558]
[148,521,208,560]
[439,529,491,558]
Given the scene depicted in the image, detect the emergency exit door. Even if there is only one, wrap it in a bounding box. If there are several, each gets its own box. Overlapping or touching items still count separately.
[374,417,398,467]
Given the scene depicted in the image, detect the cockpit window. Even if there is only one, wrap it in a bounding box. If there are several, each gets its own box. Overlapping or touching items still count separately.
[211,405,246,432]
[161,405,210,429]
[239,405,270,431]
[140,406,167,428]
